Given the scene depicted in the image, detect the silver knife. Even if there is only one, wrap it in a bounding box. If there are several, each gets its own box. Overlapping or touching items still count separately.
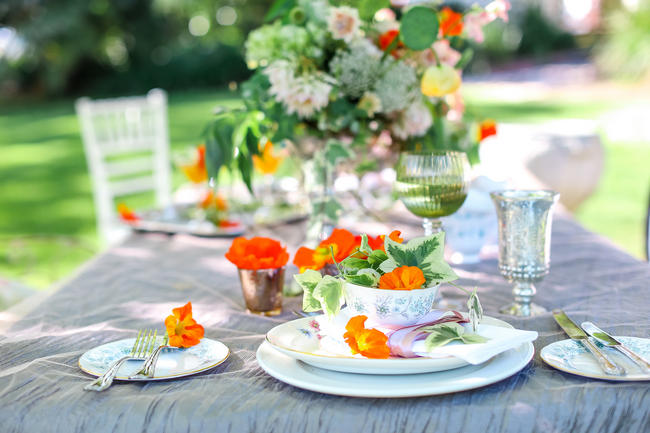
[552,310,625,376]
[581,321,650,373]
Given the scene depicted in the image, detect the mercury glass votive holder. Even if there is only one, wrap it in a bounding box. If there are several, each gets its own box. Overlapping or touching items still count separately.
[490,190,559,317]
[237,267,285,316]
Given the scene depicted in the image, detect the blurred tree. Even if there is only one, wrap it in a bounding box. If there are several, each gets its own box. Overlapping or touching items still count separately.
[0,0,268,97]
[596,0,650,81]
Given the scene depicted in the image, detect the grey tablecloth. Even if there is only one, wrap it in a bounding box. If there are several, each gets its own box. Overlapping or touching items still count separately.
[1,217,649,433]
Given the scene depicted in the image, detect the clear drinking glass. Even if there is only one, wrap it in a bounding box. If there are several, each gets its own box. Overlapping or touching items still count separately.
[395,151,470,235]
[490,190,559,317]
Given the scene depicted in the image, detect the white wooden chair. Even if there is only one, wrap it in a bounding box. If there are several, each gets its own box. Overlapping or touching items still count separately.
[75,89,172,245]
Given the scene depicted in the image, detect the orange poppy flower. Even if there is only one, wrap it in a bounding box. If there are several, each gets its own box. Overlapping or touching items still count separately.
[293,228,359,272]
[252,141,284,175]
[164,302,205,348]
[477,119,497,141]
[117,203,139,222]
[440,7,464,37]
[225,237,289,270]
[343,315,390,359]
[378,266,426,291]
[181,145,208,183]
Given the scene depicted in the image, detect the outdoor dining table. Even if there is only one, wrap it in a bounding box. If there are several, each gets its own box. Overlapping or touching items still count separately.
[0,214,648,433]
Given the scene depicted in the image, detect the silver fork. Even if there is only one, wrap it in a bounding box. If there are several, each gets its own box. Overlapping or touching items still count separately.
[84,329,157,391]
[128,335,173,379]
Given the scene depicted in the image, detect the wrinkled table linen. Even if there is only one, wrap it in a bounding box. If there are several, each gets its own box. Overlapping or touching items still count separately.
[0,216,649,433]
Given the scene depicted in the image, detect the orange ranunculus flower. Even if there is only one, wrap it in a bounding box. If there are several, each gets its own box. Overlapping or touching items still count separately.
[117,203,139,222]
[477,119,497,141]
[165,302,205,348]
[200,190,228,211]
[252,141,284,175]
[181,145,208,183]
[343,315,390,359]
[379,266,426,291]
[440,7,464,37]
[225,237,289,270]
[293,228,359,272]
[421,63,461,97]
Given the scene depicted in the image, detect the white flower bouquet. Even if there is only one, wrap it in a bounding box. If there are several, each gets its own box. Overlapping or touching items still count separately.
[205,0,509,203]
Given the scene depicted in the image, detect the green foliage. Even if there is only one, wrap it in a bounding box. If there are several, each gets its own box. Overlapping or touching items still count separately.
[596,2,650,80]
[0,0,268,97]
[294,270,344,318]
[358,0,390,20]
[400,7,439,51]
[384,232,458,286]
[295,270,324,312]
[422,322,488,351]
[204,109,264,193]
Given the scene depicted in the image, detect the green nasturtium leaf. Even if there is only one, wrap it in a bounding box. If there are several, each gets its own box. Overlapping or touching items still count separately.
[344,272,376,287]
[312,275,344,318]
[294,270,323,312]
[400,6,439,51]
[367,250,388,268]
[340,257,371,272]
[422,323,488,351]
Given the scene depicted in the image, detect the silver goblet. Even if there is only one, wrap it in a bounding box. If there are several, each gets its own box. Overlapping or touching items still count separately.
[490,190,559,317]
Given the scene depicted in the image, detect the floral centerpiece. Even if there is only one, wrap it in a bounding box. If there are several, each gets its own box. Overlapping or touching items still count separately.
[293,229,482,331]
[205,0,510,229]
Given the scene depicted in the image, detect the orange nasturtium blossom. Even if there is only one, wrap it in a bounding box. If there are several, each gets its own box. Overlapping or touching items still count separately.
[225,237,289,270]
[293,228,359,272]
[440,7,464,37]
[379,266,426,291]
[477,119,497,141]
[343,315,390,359]
[421,63,461,98]
[165,302,205,348]
[200,190,228,211]
[378,29,402,57]
[181,144,208,183]
[117,203,139,222]
[366,230,404,252]
[252,141,283,175]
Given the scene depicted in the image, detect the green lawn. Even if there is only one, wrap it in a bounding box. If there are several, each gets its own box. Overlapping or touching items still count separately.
[0,88,647,289]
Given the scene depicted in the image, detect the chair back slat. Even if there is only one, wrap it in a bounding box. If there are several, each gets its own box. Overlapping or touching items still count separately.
[76,89,172,245]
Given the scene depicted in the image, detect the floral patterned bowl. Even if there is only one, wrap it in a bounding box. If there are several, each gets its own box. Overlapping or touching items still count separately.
[343,283,439,328]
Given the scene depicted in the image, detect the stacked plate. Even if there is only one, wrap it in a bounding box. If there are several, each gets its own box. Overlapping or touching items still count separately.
[257,315,535,398]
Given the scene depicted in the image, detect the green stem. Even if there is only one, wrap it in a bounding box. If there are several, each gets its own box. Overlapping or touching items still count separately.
[433,100,445,150]
[448,280,471,295]
[329,245,344,276]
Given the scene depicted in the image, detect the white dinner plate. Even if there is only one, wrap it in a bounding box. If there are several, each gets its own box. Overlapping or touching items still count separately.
[266,314,514,375]
[541,337,650,381]
[256,340,534,398]
[79,338,229,381]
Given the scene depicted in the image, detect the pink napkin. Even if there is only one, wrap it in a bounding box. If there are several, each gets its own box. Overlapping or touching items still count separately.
[387,310,468,358]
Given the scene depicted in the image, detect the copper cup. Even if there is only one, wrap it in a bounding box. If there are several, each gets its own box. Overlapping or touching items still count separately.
[237,267,285,316]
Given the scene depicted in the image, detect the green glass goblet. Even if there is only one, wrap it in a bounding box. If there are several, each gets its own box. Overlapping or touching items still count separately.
[395,151,470,236]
